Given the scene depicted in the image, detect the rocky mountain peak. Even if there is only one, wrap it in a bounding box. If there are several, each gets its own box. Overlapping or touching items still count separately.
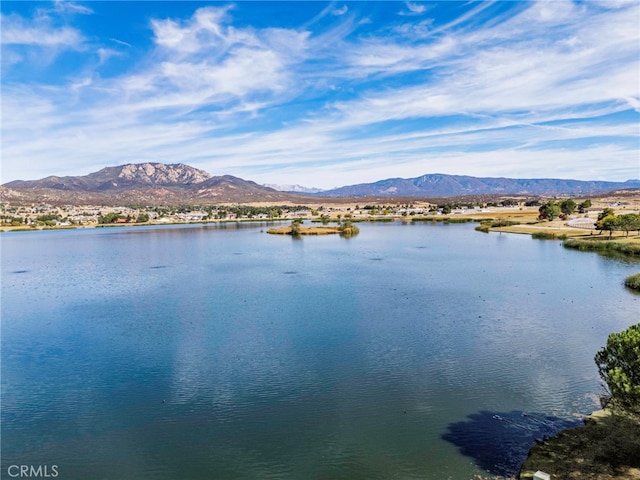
[114,163,211,185]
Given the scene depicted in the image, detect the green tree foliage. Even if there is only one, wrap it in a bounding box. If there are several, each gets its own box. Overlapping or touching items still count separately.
[338,220,359,238]
[35,214,62,226]
[595,323,640,417]
[598,208,616,221]
[578,199,592,213]
[625,273,640,291]
[538,201,561,221]
[289,219,302,237]
[617,214,640,237]
[559,199,577,216]
[98,212,123,224]
[596,215,620,239]
[136,213,150,223]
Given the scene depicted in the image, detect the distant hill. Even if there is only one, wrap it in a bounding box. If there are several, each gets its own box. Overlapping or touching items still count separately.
[1,163,307,205]
[316,174,640,197]
[2,163,639,205]
[4,163,212,191]
[264,183,325,194]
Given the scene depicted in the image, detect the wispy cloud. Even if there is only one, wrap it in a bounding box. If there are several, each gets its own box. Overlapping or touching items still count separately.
[1,1,638,186]
[110,38,132,48]
[51,1,93,15]
[1,13,83,47]
[399,2,428,16]
[332,5,348,16]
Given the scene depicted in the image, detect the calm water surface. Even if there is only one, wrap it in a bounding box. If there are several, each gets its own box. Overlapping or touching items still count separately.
[2,222,638,479]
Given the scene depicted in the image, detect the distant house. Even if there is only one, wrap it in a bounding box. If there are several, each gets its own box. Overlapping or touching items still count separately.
[290,210,311,217]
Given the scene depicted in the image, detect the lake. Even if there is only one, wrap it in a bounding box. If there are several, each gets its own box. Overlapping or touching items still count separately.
[1,222,638,479]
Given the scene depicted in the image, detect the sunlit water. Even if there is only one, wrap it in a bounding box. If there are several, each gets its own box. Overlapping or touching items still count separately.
[2,222,638,479]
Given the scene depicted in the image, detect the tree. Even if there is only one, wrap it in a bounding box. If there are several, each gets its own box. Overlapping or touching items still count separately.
[598,208,616,221]
[578,199,592,213]
[98,212,123,224]
[538,201,561,221]
[596,215,620,239]
[595,323,640,416]
[338,220,359,238]
[617,214,640,237]
[559,199,577,216]
[289,219,302,237]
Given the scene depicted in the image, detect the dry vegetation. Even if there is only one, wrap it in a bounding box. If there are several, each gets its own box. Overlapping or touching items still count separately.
[519,410,640,480]
[267,225,342,235]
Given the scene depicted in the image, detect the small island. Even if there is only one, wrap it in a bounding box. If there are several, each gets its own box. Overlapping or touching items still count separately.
[267,219,359,238]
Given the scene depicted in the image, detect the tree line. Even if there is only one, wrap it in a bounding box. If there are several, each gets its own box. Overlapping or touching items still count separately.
[595,209,640,238]
[538,199,592,221]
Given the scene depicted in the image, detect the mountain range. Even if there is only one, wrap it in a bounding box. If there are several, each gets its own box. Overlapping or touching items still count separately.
[264,183,325,194]
[1,162,638,205]
[317,174,640,197]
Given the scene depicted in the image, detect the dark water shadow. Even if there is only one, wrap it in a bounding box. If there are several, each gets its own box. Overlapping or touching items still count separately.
[442,410,581,477]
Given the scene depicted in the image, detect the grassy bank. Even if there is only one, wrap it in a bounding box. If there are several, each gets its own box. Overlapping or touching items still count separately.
[519,410,640,480]
[563,238,640,257]
[411,216,476,224]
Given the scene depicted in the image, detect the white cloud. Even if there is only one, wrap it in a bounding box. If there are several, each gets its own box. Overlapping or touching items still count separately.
[110,38,132,48]
[151,6,235,54]
[1,13,83,47]
[332,5,348,16]
[2,1,639,187]
[399,2,428,16]
[97,48,121,65]
[51,1,93,16]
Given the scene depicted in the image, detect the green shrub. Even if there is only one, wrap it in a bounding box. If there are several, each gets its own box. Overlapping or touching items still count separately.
[563,239,640,257]
[532,231,559,240]
[443,217,474,224]
[490,219,520,227]
[624,273,640,291]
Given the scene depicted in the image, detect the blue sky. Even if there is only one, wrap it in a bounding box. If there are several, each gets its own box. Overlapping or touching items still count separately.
[1,1,639,188]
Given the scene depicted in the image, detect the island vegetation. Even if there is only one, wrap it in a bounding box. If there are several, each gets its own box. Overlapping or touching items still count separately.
[267,219,360,238]
[624,273,640,291]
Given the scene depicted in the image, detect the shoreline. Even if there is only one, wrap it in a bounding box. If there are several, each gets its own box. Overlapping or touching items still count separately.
[518,409,640,480]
